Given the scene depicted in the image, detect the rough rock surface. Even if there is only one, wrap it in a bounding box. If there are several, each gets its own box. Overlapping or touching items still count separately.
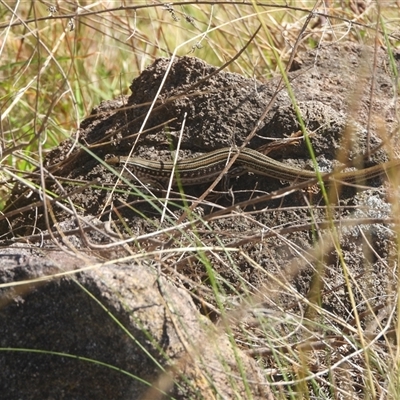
[0,247,270,399]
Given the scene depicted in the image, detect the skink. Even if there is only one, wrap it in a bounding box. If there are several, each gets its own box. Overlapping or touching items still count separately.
[107,147,400,186]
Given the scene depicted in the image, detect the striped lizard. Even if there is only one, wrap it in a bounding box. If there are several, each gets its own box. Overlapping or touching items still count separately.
[107,147,400,187]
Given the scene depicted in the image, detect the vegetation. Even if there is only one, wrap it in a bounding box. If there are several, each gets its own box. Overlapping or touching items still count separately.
[1,1,400,398]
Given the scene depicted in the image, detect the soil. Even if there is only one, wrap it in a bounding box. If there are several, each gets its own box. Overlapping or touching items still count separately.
[0,42,399,398]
